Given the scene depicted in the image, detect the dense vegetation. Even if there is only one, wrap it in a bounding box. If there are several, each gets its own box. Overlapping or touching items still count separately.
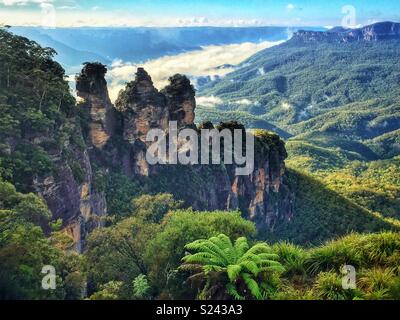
[3,187,399,300]
[0,180,85,299]
[0,28,82,192]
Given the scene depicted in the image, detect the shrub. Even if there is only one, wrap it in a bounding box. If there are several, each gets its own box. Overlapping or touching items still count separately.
[89,281,125,300]
[314,271,359,300]
[307,234,363,275]
[272,242,308,276]
[132,274,151,300]
[358,268,396,300]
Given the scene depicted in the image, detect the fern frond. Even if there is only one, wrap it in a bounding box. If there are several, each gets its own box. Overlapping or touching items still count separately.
[257,253,280,261]
[240,260,260,275]
[260,265,285,273]
[242,273,262,300]
[226,282,245,300]
[215,234,234,251]
[203,264,225,273]
[182,252,218,264]
[198,241,231,265]
[184,239,208,250]
[245,243,271,255]
[238,253,262,264]
[234,237,249,258]
[227,264,242,282]
[179,263,203,272]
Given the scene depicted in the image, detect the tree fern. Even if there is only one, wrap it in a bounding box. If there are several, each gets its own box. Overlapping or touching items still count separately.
[180,234,284,300]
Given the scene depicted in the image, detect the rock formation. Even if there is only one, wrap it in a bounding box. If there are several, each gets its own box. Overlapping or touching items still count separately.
[115,68,197,143]
[62,64,294,248]
[162,74,196,129]
[115,68,169,144]
[112,70,294,232]
[224,129,294,230]
[76,62,115,149]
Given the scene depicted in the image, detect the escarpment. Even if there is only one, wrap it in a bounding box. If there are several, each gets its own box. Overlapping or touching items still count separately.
[292,21,400,43]
[78,64,292,235]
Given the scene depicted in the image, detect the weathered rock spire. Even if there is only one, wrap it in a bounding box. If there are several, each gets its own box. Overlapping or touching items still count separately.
[115,68,196,144]
[76,62,115,148]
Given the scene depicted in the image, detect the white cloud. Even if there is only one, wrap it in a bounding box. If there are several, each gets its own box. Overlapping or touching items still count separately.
[0,7,272,27]
[107,41,281,102]
[347,24,364,29]
[178,16,209,26]
[2,0,53,5]
[235,99,254,106]
[286,3,303,12]
[57,5,77,10]
[287,4,295,10]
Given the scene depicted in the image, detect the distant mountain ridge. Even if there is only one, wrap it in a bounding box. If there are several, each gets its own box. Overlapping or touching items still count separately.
[10,26,324,74]
[292,21,400,43]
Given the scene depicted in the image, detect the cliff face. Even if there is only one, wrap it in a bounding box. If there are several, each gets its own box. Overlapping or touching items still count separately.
[114,68,197,143]
[33,112,107,252]
[227,131,294,230]
[162,74,196,128]
[51,64,294,248]
[113,68,198,176]
[292,22,400,43]
[111,67,293,232]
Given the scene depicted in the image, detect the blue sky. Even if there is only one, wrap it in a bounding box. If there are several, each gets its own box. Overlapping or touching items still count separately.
[1,0,400,27]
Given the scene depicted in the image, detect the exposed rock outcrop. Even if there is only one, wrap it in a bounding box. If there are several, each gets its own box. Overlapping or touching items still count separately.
[162,74,196,129]
[70,65,293,244]
[221,129,294,230]
[76,62,115,149]
[115,68,197,142]
[113,71,294,232]
[33,117,107,252]
[115,68,169,144]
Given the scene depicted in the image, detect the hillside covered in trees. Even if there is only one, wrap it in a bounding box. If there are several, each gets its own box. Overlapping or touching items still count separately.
[199,22,400,167]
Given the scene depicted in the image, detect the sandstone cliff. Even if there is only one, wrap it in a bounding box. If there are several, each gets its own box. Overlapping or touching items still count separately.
[76,62,116,149]
[109,66,293,233]
[292,21,400,43]
[34,63,295,249]
[33,111,107,252]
